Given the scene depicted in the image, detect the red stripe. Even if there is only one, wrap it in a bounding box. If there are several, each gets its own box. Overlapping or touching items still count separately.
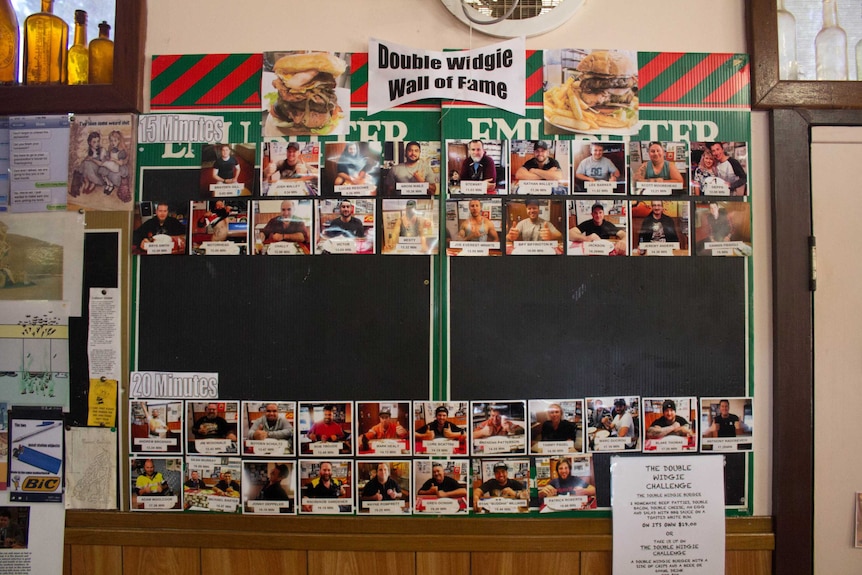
[352,83,368,106]
[653,54,733,103]
[151,54,181,79]
[639,52,685,86]
[640,102,751,109]
[243,93,260,106]
[151,54,230,106]
[150,103,264,111]
[195,55,262,105]
[526,68,543,100]
[703,62,750,104]
[352,52,368,68]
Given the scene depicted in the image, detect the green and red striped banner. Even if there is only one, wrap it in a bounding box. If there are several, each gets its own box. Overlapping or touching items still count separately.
[150,54,262,110]
[638,52,749,108]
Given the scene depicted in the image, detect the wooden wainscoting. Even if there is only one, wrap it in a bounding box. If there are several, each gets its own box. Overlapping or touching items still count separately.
[63,512,773,575]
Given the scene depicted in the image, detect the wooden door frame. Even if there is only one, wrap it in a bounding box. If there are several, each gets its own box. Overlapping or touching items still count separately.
[770,109,862,574]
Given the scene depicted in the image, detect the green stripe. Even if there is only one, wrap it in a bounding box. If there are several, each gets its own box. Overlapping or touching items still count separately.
[223,73,263,109]
[150,55,204,101]
[152,55,261,106]
[638,53,709,103]
[352,57,368,88]
[170,55,259,106]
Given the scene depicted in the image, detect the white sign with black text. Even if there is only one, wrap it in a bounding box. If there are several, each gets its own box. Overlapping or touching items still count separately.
[611,455,724,575]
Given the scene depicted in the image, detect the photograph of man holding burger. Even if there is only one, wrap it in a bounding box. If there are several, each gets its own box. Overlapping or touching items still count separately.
[262,51,351,137]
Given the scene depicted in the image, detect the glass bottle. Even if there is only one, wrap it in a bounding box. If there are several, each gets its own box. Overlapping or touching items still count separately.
[0,0,19,84]
[88,21,113,84]
[67,10,88,85]
[23,0,69,85]
[855,8,862,81]
[777,0,798,80]
[815,0,848,81]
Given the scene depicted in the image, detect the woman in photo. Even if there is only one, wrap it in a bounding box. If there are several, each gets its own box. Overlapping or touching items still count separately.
[691,148,719,195]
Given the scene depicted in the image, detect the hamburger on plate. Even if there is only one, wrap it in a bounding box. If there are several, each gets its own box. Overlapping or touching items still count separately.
[544,50,638,134]
[264,52,347,136]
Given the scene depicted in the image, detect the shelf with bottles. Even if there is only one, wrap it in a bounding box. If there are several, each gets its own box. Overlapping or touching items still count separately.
[0,0,145,114]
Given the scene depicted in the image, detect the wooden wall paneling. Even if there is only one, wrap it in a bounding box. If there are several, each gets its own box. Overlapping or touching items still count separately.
[725,550,772,575]
[580,551,612,575]
[64,544,71,575]
[416,551,470,575]
[69,544,123,575]
[471,552,582,575]
[122,547,200,575]
[201,549,307,574]
[308,551,415,575]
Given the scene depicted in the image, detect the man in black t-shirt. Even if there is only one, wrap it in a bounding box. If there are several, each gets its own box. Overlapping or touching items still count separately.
[569,203,627,253]
[708,399,741,437]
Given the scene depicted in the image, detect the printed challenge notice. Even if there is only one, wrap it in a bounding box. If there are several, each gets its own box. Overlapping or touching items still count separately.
[611,455,724,575]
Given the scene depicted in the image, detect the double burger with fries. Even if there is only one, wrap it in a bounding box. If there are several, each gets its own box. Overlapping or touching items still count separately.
[264,52,347,136]
[544,50,639,133]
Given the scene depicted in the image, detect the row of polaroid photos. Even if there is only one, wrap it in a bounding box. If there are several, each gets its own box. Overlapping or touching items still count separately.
[130,398,753,458]
[131,454,597,514]
[132,198,752,257]
[201,140,749,200]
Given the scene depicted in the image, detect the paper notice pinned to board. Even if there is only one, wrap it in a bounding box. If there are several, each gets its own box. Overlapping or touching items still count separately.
[87,378,117,427]
[87,288,121,382]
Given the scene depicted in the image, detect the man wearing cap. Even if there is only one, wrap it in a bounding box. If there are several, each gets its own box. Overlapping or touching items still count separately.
[647,400,694,439]
[266,142,311,182]
[385,141,438,195]
[515,141,562,181]
[390,199,432,251]
[575,142,620,189]
[507,199,562,242]
[609,398,635,447]
[569,202,627,253]
[261,200,310,244]
[473,462,528,512]
[360,408,408,451]
[415,406,465,440]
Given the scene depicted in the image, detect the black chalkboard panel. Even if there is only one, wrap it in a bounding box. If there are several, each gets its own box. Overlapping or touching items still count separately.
[136,256,432,400]
[449,257,746,400]
[69,231,121,426]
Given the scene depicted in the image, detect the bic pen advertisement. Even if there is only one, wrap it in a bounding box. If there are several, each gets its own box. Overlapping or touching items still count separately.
[8,408,64,503]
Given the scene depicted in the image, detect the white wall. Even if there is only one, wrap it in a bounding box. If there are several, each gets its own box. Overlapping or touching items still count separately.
[144,0,771,515]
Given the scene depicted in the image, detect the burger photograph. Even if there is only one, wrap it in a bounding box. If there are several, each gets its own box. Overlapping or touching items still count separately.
[262,51,351,137]
[543,49,639,136]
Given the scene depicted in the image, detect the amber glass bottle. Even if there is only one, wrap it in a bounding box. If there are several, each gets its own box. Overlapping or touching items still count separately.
[0,0,19,84]
[24,0,69,84]
[67,10,88,85]
[88,21,113,84]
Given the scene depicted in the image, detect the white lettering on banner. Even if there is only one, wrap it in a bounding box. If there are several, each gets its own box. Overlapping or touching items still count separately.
[129,371,219,398]
[466,117,543,141]
[139,114,225,143]
[162,143,195,159]
[348,120,408,141]
[368,38,525,116]
[639,120,720,142]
